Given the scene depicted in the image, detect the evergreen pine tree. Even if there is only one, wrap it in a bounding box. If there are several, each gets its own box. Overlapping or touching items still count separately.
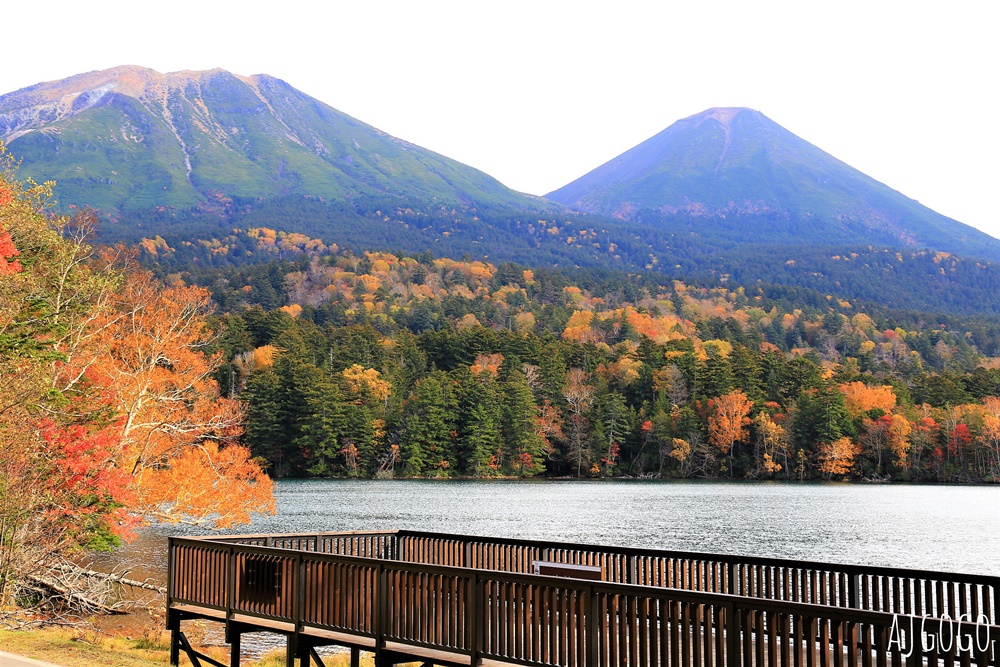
[502,372,547,476]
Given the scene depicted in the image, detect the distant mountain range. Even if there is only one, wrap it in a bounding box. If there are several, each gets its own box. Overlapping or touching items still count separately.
[3,68,1000,314]
[546,107,1000,260]
[0,66,542,212]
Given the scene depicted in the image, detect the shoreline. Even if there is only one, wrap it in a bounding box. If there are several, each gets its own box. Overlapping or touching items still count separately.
[0,621,367,667]
[267,474,999,486]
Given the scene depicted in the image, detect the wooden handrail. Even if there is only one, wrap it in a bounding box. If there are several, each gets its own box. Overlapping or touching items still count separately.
[168,532,1000,667]
[395,529,1000,587]
[393,530,1000,621]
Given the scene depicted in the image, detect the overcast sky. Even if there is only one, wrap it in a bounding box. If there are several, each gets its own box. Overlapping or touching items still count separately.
[4,1,997,238]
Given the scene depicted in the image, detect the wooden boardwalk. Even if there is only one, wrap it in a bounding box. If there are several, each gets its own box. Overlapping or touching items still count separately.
[167,530,1000,667]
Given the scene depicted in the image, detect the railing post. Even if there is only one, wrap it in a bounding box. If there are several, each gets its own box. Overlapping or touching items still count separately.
[227,546,236,619]
[229,626,242,667]
[729,561,737,596]
[469,571,481,664]
[226,543,237,660]
[587,585,599,667]
[849,572,861,609]
[295,553,305,631]
[167,537,176,609]
[375,564,388,654]
[285,632,297,667]
[726,600,740,667]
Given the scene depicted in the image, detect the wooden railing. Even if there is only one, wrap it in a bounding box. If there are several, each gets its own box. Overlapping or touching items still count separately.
[394,531,1000,622]
[169,531,1000,667]
[203,530,1000,624]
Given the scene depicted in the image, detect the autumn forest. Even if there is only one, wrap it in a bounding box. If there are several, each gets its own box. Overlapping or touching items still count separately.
[195,236,1000,485]
[5,142,1000,608]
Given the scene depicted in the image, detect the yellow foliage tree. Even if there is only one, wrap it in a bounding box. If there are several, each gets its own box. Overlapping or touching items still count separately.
[753,412,785,475]
[514,311,536,333]
[670,438,691,463]
[456,313,481,330]
[342,364,392,402]
[980,397,1000,480]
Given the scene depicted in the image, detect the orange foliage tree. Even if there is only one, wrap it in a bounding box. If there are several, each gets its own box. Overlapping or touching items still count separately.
[818,437,860,477]
[1,154,133,601]
[708,390,753,454]
[839,382,897,419]
[980,397,1000,480]
[77,271,275,527]
[2,149,274,609]
[859,414,909,474]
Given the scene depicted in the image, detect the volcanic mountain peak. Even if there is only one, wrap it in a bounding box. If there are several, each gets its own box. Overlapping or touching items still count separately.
[693,106,750,126]
[545,107,1000,260]
[1,66,286,145]
[0,66,539,212]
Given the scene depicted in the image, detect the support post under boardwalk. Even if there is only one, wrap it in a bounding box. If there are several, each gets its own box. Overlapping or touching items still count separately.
[229,629,241,667]
[286,632,298,667]
[167,609,180,667]
[169,628,180,667]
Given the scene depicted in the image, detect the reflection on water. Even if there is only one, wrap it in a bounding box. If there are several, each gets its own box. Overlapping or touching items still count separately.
[99,479,999,658]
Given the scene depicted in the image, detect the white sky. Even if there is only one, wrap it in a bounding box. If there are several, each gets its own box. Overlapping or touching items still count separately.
[4,1,998,238]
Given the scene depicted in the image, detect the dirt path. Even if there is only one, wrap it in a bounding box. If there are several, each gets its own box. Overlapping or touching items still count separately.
[0,650,64,667]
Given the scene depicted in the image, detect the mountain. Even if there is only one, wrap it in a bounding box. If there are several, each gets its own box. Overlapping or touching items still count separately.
[546,107,1000,260]
[4,72,999,316]
[0,66,543,212]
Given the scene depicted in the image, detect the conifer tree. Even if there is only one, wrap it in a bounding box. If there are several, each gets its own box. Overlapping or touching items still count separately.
[402,371,458,476]
[502,372,547,476]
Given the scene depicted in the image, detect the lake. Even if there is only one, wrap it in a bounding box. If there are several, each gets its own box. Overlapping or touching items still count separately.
[106,479,997,659]
[116,479,1000,579]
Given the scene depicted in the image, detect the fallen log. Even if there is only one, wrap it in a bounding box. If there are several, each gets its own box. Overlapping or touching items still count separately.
[53,564,167,594]
[26,574,125,614]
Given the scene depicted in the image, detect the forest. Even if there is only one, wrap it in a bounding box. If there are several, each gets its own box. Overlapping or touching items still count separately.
[183,232,1000,483]
[105,194,1000,316]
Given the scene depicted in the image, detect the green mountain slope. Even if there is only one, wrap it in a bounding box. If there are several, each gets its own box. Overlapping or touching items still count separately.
[545,107,1000,260]
[4,71,999,317]
[0,66,543,211]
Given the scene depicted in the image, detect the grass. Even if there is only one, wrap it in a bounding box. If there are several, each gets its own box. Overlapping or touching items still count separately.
[0,626,397,667]
[0,627,173,667]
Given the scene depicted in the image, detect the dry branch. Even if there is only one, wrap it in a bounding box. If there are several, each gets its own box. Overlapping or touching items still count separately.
[53,563,166,594]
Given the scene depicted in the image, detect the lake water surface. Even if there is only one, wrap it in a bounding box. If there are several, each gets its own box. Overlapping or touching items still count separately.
[112,480,998,659]
[123,479,1000,578]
